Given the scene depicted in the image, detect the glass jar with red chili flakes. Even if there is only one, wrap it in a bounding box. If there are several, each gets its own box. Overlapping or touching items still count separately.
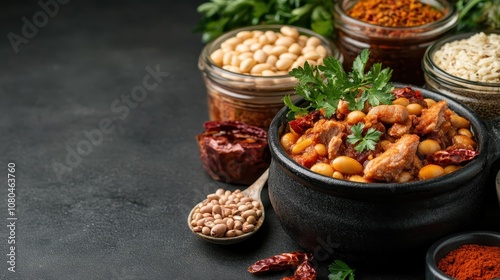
[334,0,458,85]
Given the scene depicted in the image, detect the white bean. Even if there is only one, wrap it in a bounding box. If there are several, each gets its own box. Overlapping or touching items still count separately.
[235,44,250,53]
[210,49,224,66]
[280,53,298,61]
[222,52,235,66]
[275,36,295,47]
[243,38,258,46]
[261,70,277,76]
[236,30,252,40]
[264,30,277,43]
[270,45,287,56]
[253,49,267,64]
[280,26,299,38]
[250,42,262,52]
[266,55,278,66]
[304,51,320,61]
[224,37,242,47]
[238,52,253,60]
[240,58,256,73]
[288,43,303,55]
[276,58,294,71]
[251,63,273,75]
[306,36,321,47]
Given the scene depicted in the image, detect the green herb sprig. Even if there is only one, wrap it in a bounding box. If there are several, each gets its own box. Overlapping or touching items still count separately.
[456,0,500,32]
[284,49,394,119]
[328,259,355,280]
[194,0,334,43]
[347,123,382,152]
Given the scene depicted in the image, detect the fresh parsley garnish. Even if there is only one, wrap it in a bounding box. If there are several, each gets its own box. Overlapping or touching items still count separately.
[285,59,341,118]
[284,49,394,118]
[347,123,382,152]
[328,259,355,280]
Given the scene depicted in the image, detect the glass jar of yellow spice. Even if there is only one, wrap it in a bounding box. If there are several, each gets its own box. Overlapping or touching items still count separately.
[334,0,458,85]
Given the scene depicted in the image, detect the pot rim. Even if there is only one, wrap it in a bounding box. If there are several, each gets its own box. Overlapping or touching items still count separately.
[268,83,490,199]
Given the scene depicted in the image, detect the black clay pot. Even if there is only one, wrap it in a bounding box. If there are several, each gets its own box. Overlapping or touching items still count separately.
[267,83,500,263]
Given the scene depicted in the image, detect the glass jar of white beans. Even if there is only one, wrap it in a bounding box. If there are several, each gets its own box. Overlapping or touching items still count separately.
[422,31,500,120]
[198,25,343,129]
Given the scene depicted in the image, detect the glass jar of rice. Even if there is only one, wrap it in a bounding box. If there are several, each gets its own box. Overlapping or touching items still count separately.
[422,31,500,120]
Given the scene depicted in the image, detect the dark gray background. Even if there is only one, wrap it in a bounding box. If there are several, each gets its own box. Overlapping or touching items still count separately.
[1,1,499,279]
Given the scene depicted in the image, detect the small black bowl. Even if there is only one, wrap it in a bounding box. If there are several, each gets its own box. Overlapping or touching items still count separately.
[425,231,500,279]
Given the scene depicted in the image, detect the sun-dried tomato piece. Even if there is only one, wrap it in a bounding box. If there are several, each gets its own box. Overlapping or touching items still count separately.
[427,149,479,166]
[289,111,322,135]
[196,121,270,185]
[393,87,425,106]
[248,252,313,274]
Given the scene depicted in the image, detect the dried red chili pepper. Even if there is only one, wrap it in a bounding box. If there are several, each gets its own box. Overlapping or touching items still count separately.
[247,252,313,274]
[281,261,317,280]
[427,149,479,166]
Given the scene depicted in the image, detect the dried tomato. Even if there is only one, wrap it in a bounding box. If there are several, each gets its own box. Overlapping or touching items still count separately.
[393,87,422,99]
[289,111,322,135]
[196,121,270,185]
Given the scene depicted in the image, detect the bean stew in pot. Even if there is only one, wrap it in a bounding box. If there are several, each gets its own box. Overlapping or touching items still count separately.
[280,50,479,183]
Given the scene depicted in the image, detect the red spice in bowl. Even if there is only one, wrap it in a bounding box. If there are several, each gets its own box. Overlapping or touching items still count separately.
[438,244,500,280]
[426,231,500,280]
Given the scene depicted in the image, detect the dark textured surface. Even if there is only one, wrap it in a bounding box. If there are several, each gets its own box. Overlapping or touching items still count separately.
[0,1,499,280]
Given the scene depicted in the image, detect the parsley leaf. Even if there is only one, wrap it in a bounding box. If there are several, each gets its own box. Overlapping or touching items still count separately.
[285,49,394,118]
[347,123,382,152]
[328,259,355,280]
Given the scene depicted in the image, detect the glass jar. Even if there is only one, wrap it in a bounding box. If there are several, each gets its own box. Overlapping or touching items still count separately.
[333,0,458,86]
[422,31,500,120]
[198,25,343,129]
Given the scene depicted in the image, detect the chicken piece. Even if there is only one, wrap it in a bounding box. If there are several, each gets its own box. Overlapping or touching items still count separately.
[291,146,318,168]
[415,100,448,135]
[336,99,350,119]
[327,135,343,159]
[308,119,345,159]
[388,115,415,138]
[364,134,420,182]
[366,104,409,124]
